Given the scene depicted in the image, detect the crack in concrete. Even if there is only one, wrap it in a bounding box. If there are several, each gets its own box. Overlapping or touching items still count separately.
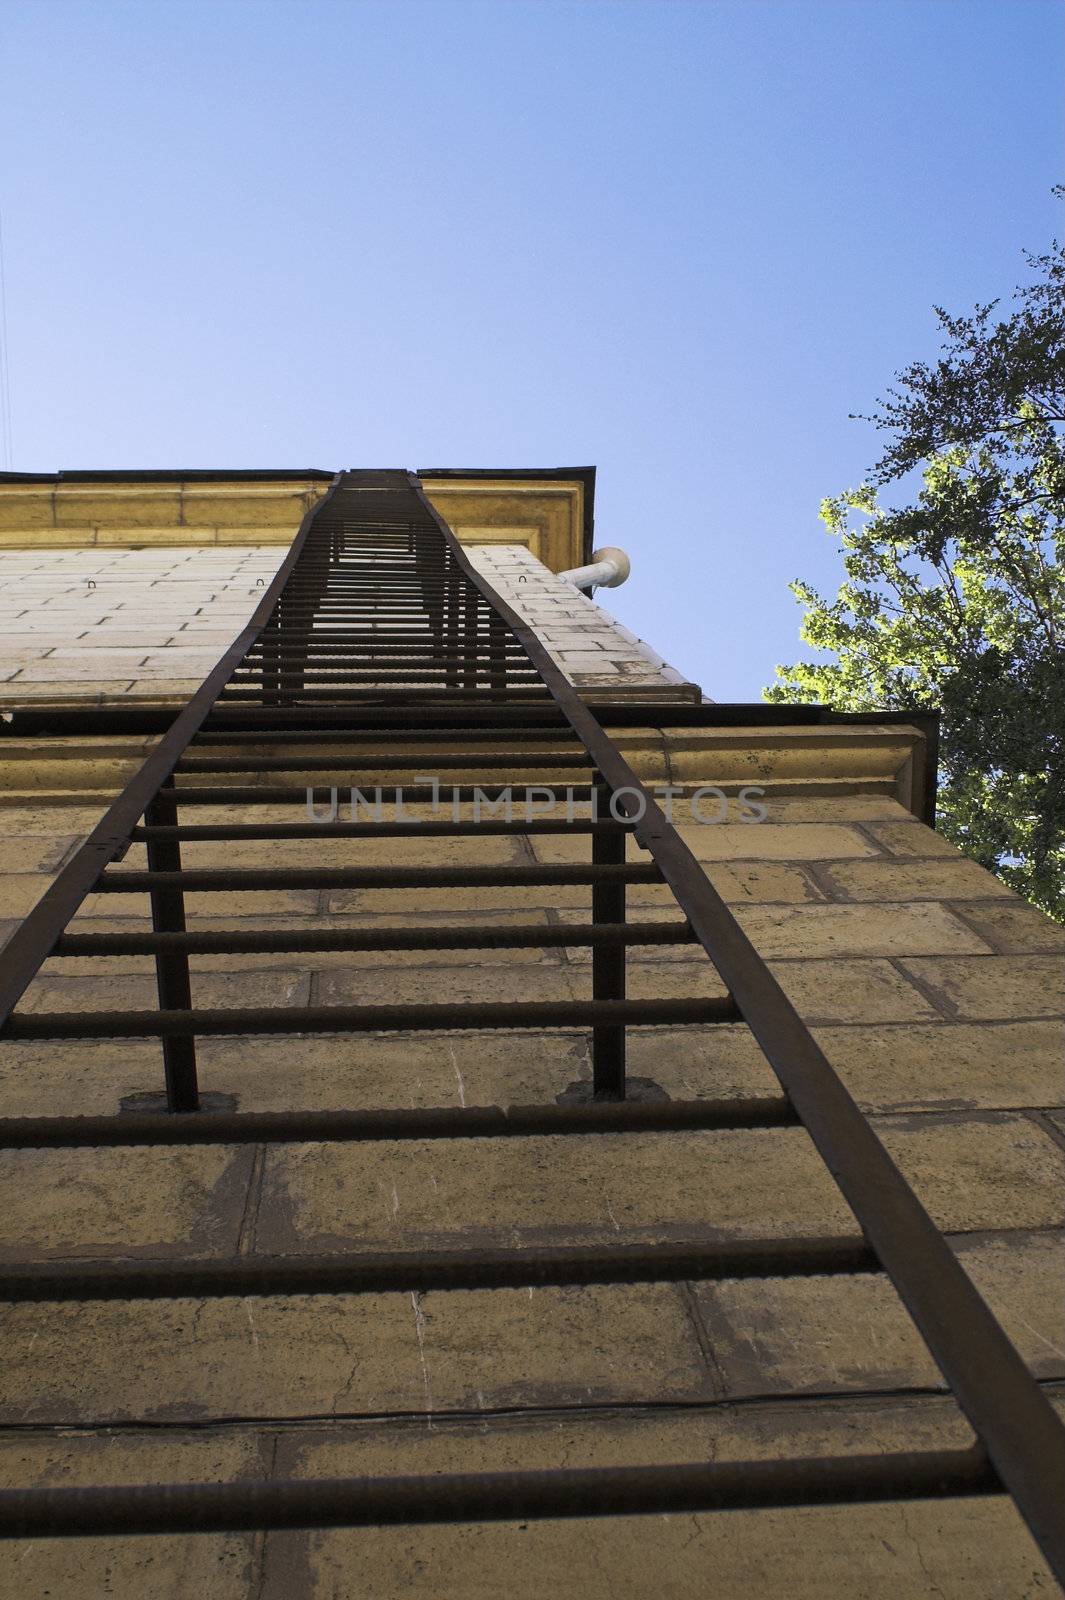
[899,1502,947,1598]
[410,1290,435,1428]
[236,1145,268,1257]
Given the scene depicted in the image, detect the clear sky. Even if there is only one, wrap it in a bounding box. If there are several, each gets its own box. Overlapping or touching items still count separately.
[0,0,1060,699]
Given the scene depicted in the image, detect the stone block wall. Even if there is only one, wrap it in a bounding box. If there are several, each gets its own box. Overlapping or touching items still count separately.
[0,750,1061,1595]
[466,544,700,701]
[0,475,1062,1595]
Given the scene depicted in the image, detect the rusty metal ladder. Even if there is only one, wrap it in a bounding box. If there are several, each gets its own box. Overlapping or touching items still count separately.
[0,468,1062,1577]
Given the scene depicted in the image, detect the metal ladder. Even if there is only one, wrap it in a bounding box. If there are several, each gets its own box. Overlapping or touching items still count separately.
[0,468,1061,1578]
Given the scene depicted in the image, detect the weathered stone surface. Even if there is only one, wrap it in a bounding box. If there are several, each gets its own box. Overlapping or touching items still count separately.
[316,960,581,1007]
[756,796,913,823]
[0,1431,262,1599]
[950,898,1065,954]
[769,959,941,1023]
[734,900,990,957]
[0,873,59,918]
[0,835,81,874]
[175,834,527,869]
[257,1393,1060,1600]
[252,1128,853,1254]
[531,834,826,903]
[77,885,324,917]
[861,820,966,857]
[819,857,1014,902]
[674,821,884,862]
[812,1020,1065,1111]
[872,1112,1065,1231]
[0,1142,256,1262]
[695,1229,1065,1397]
[0,1030,598,1118]
[0,804,108,835]
[899,955,1065,1019]
[16,968,311,1012]
[0,1283,710,1424]
[0,1295,425,1423]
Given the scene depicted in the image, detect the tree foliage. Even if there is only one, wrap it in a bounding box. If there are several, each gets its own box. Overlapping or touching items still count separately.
[767,201,1065,919]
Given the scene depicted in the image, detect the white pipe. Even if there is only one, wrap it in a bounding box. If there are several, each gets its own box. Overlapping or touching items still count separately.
[557,546,631,594]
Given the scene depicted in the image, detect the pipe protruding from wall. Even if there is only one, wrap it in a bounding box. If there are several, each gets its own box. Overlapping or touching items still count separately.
[558,546,631,594]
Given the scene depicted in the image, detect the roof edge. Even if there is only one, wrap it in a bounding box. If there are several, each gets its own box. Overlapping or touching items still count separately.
[417,466,596,564]
[0,469,336,484]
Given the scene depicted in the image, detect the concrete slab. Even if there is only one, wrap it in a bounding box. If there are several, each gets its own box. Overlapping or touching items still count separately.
[898,956,1065,1020]
[950,899,1065,954]
[256,1393,1059,1599]
[819,858,1014,901]
[0,1283,711,1425]
[812,1020,1065,1112]
[0,1430,263,1599]
[252,1128,853,1255]
[768,959,941,1023]
[733,901,991,958]
[872,1111,1065,1231]
[694,1229,1065,1398]
[0,1142,256,1261]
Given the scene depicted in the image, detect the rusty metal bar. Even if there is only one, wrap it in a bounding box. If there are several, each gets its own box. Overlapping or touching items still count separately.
[141,788,199,1112]
[0,1097,797,1149]
[54,921,691,956]
[592,778,627,1098]
[4,997,741,1040]
[0,1234,878,1302]
[94,864,659,892]
[0,1445,1000,1540]
[130,819,628,841]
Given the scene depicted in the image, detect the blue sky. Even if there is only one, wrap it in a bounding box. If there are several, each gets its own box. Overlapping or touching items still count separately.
[0,0,1060,698]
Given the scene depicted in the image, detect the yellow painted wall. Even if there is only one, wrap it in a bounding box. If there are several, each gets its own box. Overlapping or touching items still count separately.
[0,475,588,569]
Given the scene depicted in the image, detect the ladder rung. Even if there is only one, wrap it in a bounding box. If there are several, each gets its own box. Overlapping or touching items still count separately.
[3,996,740,1039]
[216,687,552,700]
[175,752,592,772]
[0,1095,796,1148]
[0,1447,1001,1540]
[0,1233,875,1302]
[191,727,579,743]
[233,669,539,681]
[160,784,601,805]
[54,920,689,956]
[130,820,631,841]
[97,864,660,891]
[243,646,529,657]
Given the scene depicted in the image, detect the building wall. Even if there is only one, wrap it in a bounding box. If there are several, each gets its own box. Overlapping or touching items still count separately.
[0,473,598,708]
[0,472,590,567]
[467,544,699,700]
[0,473,1062,1595]
[0,477,330,548]
[0,545,287,707]
[0,775,1062,1594]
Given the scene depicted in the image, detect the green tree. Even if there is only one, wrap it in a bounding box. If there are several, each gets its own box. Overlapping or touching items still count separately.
[766,204,1065,919]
